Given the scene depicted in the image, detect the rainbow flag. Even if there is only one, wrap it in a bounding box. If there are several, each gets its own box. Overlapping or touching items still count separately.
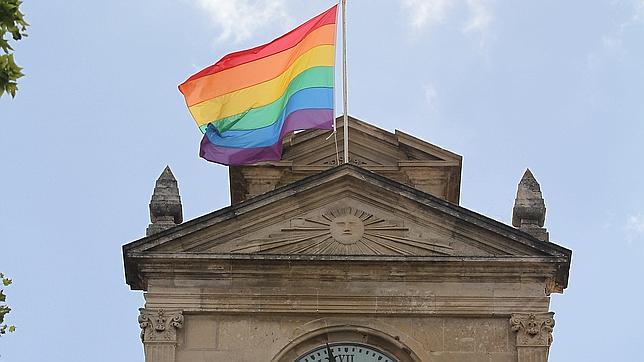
[179,5,338,165]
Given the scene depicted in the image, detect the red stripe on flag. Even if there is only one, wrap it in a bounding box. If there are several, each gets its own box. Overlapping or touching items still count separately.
[183,5,337,83]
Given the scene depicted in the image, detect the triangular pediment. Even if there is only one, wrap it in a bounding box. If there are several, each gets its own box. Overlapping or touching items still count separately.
[207,205,455,256]
[229,116,463,204]
[125,165,568,260]
[280,116,461,167]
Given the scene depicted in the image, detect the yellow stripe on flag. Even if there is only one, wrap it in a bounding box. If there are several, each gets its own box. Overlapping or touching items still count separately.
[188,45,335,126]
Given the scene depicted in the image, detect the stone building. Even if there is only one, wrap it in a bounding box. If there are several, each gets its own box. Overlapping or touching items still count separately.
[123,116,571,362]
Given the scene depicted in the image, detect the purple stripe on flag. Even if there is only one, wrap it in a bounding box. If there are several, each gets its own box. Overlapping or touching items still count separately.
[199,108,333,166]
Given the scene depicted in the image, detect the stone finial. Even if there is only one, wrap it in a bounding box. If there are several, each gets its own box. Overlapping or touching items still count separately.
[146,166,183,236]
[512,169,549,242]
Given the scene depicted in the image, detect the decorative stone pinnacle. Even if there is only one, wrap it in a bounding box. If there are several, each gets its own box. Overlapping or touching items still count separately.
[146,166,183,236]
[512,169,549,241]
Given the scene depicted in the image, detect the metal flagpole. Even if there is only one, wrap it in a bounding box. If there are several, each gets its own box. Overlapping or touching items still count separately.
[331,2,341,166]
[341,0,349,164]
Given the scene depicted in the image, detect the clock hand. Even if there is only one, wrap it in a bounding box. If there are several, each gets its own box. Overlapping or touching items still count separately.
[326,343,337,362]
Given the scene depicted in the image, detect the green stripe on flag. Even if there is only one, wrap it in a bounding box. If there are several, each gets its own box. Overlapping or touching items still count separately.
[200,66,334,133]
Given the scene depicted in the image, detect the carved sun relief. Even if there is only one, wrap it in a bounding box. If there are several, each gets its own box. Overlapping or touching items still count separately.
[230,207,453,256]
[329,212,365,245]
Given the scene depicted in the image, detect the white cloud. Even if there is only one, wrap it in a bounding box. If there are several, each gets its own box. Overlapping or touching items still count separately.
[588,0,644,69]
[626,214,644,242]
[423,82,438,110]
[400,0,494,36]
[616,0,644,33]
[463,0,493,34]
[194,0,291,43]
[400,0,456,29]
[633,0,644,22]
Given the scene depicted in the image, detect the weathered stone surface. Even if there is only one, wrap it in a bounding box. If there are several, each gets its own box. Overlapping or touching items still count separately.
[172,314,520,361]
[512,169,549,242]
[510,312,555,362]
[125,165,570,295]
[139,309,184,362]
[510,313,554,347]
[123,119,571,362]
[443,318,512,353]
[147,166,182,236]
[182,315,218,350]
[139,309,184,343]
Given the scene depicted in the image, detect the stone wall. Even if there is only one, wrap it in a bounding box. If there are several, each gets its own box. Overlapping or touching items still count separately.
[172,314,517,361]
[138,268,555,362]
[128,164,568,362]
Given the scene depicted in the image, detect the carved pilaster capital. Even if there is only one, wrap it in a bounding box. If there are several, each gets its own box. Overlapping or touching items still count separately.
[510,312,555,347]
[138,309,184,343]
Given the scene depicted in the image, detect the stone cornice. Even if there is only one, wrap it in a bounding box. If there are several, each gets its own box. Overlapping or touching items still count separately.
[126,253,566,291]
[129,252,569,263]
[123,165,571,293]
[143,294,549,316]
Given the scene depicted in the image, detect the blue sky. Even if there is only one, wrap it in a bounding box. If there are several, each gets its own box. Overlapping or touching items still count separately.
[1,0,643,360]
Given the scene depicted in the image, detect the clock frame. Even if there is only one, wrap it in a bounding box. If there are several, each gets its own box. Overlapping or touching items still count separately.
[296,342,397,362]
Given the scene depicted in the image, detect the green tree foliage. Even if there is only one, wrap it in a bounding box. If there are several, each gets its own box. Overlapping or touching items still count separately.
[0,273,15,336]
[0,0,28,98]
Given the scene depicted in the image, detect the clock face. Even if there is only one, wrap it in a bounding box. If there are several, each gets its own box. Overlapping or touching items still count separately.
[296,343,398,362]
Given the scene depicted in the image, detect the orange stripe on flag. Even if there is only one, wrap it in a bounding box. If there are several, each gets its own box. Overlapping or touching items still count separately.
[181,24,336,107]
[187,45,335,124]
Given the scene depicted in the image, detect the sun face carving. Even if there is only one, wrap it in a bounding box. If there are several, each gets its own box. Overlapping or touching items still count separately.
[229,207,453,256]
[330,213,364,245]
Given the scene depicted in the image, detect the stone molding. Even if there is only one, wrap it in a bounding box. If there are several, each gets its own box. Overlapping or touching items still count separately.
[510,312,555,347]
[144,293,550,316]
[138,309,184,343]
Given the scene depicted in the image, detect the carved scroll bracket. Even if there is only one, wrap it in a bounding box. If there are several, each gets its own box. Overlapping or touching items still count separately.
[138,309,184,343]
[510,312,555,347]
